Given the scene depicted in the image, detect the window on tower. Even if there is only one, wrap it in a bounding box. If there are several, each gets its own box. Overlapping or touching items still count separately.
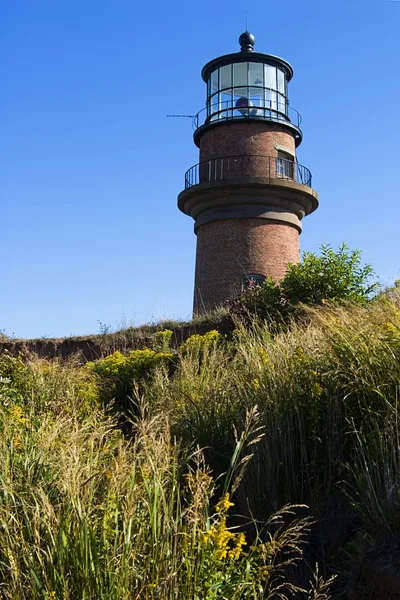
[242,274,266,289]
[277,151,294,180]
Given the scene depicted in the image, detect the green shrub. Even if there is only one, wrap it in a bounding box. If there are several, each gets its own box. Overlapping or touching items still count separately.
[282,243,378,305]
[90,330,224,417]
[179,329,222,354]
[153,328,173,352]
[229,243,379,322]
[89,347,175,412]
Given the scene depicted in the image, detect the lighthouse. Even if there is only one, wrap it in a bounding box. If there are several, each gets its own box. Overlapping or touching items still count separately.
[178,32,318,313]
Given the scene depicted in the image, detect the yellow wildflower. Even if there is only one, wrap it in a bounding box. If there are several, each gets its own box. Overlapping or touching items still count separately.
[228,532,246,559]
[384,321,397,334]
[12,436,23,454]
[258,347,269,364]
[9,405,28,424]
[250,378,260,391]
[181,330,221,353]
[203,517,246,560]
[312,382,323,398]
[216,493,234,513]
[205,518,233,559]
[258,565,273,581]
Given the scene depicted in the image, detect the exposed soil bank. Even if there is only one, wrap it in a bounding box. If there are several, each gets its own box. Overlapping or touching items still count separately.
[0,318,234,362]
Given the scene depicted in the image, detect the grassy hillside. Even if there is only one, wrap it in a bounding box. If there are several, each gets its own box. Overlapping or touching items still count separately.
[1,291,400,598]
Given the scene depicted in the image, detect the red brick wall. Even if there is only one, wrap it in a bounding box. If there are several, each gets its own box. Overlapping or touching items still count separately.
[199,122,296,163]
[193,218,300,312]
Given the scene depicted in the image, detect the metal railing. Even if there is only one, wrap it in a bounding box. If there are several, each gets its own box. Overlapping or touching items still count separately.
[184,155,312,189]
[193,101,302,132]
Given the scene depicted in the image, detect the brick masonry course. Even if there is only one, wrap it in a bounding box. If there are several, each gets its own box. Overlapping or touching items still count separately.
[199,121,296,163]
[194,217,299,312]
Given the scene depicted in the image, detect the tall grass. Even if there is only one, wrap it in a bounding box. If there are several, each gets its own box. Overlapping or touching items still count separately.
[3,294,398,596]
[145,294,400,592]
[0,356,330,599]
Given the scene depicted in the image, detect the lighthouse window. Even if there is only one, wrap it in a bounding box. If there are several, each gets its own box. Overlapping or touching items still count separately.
[242,274,266,289]
[249,87,263,108]
[277,151,294,179]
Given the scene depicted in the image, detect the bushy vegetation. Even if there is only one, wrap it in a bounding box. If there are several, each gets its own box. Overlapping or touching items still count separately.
[0,350,333,599]
[229,244,379,323]
[2,246,399,598]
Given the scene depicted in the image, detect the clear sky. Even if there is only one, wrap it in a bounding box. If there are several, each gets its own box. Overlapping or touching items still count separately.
[1,0,399,338]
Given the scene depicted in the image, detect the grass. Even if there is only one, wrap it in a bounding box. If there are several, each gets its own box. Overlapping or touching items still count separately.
[0,306,233,362]
[3,292,400,596]
[0,354,331,599]
[141,293,400,595]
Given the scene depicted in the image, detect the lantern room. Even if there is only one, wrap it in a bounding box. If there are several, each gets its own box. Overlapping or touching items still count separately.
[193,31,302,146]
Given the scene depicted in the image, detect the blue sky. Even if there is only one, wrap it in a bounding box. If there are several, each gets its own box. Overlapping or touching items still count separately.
[1,0,399,338]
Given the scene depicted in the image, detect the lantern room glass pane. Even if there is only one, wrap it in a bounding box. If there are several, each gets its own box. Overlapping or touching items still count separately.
[249,87,263,107]
[234,87,248,100]
[211,70,218,94]
[264,65,276,90]
[221,90,233,111]
[249,62,263,87]
[219,65,232,90]
[233,62,248,87]
[208,92,219,117]
[234,88,248,116]
[277,93,287,115]
[277,69,285,94]
[265,90,278,112]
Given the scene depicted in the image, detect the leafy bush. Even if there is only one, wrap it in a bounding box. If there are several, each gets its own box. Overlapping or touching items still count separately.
[179,329,222,354]
[89,347,175,412]
[229,244,379,322]
[282,243,378,305]
[90,330,224,417]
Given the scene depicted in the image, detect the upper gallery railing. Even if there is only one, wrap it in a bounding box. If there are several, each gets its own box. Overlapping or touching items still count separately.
[193,100,302,132]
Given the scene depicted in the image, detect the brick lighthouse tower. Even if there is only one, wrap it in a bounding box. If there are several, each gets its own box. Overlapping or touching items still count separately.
[178,32,318,313]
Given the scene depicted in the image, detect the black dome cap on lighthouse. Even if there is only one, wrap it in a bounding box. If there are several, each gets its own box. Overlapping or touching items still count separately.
[201,32,294,84]
[239,31,255,52]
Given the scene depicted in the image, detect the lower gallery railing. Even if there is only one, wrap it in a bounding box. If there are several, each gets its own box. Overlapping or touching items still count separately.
[184,155,312,189]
